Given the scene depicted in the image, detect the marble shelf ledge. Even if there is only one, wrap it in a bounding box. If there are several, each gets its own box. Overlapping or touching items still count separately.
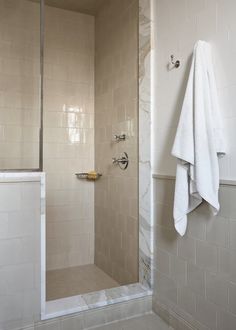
[43,283,152,320]
[0,172,44,183]
[152,173,236,187]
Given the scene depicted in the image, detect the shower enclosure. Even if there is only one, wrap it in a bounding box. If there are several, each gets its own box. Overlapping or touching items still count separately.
[43,0,139,301]
[0,0,139,300]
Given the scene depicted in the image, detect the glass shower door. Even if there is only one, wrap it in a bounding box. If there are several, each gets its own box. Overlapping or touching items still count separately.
[0,0,41,170]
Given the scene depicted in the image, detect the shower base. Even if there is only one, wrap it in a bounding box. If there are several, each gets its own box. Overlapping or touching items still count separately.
[46,264,119,301]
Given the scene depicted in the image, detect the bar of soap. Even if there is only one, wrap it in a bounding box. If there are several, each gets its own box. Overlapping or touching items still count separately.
[87,171,98,180]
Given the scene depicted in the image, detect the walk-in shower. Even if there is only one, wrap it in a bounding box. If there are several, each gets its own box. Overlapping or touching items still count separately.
[43,0,139,301]
[0,0,152,318]
[0,0,152,320]
[0,0,139,299]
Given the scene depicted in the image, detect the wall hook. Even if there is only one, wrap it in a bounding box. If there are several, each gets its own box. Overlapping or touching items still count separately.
[170,55,180,68]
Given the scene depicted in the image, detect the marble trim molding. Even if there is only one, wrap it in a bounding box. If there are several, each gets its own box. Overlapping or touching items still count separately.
[153,173,236,186]
[43,284,152,320]
[139,0,153,290]
[0,172,44,183]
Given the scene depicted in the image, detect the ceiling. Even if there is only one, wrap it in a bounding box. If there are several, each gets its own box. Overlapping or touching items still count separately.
[30,0,106,15]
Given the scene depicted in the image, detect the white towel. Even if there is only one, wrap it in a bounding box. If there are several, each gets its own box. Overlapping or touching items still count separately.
[172,40,226,236]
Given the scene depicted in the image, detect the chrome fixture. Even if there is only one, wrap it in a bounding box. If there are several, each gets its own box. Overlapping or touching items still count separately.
[75,172,102,181]
[113,134,126,142]
[170,55,180,68]
[112,152,129,170]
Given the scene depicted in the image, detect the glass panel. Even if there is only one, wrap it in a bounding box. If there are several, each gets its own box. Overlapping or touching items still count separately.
[0,0,41,170]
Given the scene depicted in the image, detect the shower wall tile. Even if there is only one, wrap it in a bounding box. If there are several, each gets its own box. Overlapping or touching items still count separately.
[44,6,95,271]
[153,178,236,330]
[206,272,229,308]
[94,0,139,285]
[0,0,41,170]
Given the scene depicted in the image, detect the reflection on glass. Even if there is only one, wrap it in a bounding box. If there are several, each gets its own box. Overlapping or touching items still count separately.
[0,0,41,170]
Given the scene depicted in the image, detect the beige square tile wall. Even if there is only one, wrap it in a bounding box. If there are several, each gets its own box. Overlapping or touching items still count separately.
[94,0,139,285]
[44,6,95,270]
[153,0,236,181]
[0,0,41,169]
[153,179,236,330]
[0,181,41,330]
[152,0,236,328]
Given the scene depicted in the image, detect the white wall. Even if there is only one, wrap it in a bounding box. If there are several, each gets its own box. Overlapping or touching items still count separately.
[153,0,236,180]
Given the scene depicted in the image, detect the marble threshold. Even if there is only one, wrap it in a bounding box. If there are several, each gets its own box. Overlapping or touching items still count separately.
[43,283,152,320]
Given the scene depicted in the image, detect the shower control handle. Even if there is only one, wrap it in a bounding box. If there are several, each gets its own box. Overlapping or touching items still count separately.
[112,152,129,170]
[112,158,126,164]
[114,134,126,142]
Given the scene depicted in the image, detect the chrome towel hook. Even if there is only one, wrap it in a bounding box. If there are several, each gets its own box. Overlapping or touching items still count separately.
[170,55,180,68]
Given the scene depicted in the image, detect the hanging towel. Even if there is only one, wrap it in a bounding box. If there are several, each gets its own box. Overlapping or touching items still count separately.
[172,40,225,236]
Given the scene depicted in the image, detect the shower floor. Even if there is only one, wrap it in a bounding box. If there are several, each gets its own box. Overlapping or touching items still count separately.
[46,264,119,301]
